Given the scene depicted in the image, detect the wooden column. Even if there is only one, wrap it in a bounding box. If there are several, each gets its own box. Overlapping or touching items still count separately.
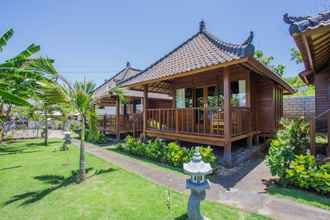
[310,118,316,155]
[246,71,253,147]
[116,96,120,141]
[143,85,148,139]
[328,112,330,156]
[223,68,232,166]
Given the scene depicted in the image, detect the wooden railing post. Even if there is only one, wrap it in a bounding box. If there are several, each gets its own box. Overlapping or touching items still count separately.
[223,67,232,166]
[103,115,106,134]
[143,85,148,139]
[116,97,120,141]
[175,109,179,133]
[310,118,316,155]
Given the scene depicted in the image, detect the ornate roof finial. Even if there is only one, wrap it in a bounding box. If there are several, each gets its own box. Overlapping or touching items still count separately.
[199,20,206,32]
[283,13,310,24]
[126,61,130,68]
[242,31,254,46]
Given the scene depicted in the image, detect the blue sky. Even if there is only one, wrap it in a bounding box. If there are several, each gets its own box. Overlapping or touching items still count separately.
[1,0,330,86]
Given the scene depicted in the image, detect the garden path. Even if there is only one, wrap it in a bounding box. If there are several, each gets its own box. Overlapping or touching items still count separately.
[72,139,330,220]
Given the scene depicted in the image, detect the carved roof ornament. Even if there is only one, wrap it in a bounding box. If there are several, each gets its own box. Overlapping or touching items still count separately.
[199,20,206,32]
[242,31,254,46]
[283,13,310,24]
[284,11,330,35]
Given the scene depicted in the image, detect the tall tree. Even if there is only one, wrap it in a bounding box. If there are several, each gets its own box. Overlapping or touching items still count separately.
[0,29,46,141]
[69,81,96,182]
[254,50,286,77]
[290,48,303,64]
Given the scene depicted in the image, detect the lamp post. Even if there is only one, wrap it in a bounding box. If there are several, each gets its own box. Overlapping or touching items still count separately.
[184,147,213,220]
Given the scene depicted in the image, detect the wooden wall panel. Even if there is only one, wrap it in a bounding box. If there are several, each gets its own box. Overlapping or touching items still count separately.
[148,99,172,109]
[315,67,330,117]
[255,77,276,134]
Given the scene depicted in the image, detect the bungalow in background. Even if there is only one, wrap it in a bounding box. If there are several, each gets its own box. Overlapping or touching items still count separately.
[120,21,294,164]
[284,11,330,156]
[94,62,172,139]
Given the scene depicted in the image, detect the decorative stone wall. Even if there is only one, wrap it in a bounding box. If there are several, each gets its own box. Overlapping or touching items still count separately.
[283,96,315,119]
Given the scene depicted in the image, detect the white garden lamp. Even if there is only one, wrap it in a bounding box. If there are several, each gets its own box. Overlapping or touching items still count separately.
[183,147,213,220]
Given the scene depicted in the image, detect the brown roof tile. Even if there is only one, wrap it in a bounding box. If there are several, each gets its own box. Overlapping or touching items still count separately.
[120,22,254,86]
[94,62,141,98]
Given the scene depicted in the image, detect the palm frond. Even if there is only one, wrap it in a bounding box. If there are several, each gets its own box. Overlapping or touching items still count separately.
[0,89,31,106]
[0,29,14,51]
[109,86,127,103]
[6,43,40,64]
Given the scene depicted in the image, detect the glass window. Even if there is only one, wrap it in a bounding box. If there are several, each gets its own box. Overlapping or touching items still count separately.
[176,88,193,108]
[176,88,185,108]
[231,80,246,107]
[208,86,224,108]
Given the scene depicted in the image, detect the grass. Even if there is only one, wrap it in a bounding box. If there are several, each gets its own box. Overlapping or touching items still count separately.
[0,139,269,220]
[267,185,330,211]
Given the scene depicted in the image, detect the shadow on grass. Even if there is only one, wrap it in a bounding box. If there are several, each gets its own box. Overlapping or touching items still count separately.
[3,167,117,207]
[25,140,61,147]
[0,165,22,171]
[174,214,188,220]
[109,148,184,174]
[0,146,41,155]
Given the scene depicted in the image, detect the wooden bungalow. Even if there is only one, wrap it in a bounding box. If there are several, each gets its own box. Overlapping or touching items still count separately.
[284,11,330,156]
[120,21,294,164]
[94,62,172,139]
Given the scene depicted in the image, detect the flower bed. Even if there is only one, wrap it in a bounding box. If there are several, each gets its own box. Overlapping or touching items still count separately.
[118,136,217,169]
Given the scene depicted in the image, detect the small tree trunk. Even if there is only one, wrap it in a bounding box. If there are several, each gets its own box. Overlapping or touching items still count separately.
[44,110,48,146]
[79,115,86,182]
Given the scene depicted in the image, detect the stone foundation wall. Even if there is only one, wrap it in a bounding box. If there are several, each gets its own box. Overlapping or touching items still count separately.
[283,96,315,119]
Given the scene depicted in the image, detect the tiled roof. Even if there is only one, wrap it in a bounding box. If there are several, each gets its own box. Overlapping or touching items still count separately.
[94,62,141,98]
[120,21,254,86]
[284,11,330,35]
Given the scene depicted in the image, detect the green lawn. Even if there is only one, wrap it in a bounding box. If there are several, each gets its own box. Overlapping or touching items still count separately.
[267,185,330,211]
[0,139,269,220]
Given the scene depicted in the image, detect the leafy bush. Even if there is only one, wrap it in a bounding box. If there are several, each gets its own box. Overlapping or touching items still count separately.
[199,146,218,167]
[266,118,309,181]
[165,142,191,167]
[266,118,330,195]
[121,136,217,169]
[287,155,330,195]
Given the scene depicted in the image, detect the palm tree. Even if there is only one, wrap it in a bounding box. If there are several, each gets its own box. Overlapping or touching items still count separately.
[27,58,96,182]
[35,80,70,145]
[109,86,127,104]
[69,81,96,182]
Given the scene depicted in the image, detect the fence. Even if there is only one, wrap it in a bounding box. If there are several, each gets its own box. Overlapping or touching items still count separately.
[283,96,315,119]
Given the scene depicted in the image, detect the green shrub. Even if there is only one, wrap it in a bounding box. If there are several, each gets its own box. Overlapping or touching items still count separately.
[6,133,15,143]
[121,136,217,170]
[199,146,217,167]
[267,139,295,181]
[165,142,191,168]
[287,155,330,195]
[145,139,166,161]
[266,118,309,182]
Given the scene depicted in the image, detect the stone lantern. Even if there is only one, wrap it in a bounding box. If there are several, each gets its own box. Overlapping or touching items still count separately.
[184,147,213,220]
[62,131,71,151]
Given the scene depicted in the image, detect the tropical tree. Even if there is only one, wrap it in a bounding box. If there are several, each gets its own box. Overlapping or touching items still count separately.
[109,86,127,104]
[34,80,70,145]
[254,50,285,77]
[290,48,303,64]
[0,29,45,141]
[69,81,96,182]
